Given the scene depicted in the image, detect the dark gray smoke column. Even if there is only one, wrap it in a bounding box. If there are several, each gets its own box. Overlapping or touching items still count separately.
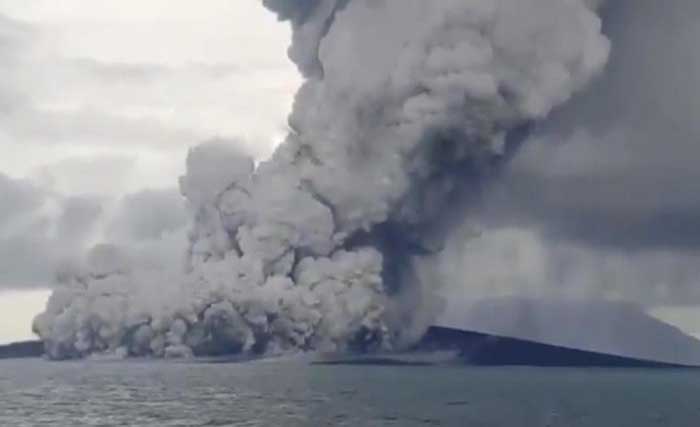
[33,0,610,359]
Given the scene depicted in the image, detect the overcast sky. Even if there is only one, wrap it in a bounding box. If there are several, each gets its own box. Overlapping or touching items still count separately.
[0,1,298,342]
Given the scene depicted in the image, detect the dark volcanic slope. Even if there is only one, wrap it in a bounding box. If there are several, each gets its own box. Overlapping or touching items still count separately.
[9,331,697,367]
[446,298,700,366]
[0,340,43,359]
[415,326,692,368]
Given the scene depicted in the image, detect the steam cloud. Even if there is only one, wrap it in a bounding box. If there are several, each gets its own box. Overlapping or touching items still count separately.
[33,0,610,359]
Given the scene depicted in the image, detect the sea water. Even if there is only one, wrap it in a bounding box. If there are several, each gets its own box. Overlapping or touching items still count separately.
[1,358,699,426]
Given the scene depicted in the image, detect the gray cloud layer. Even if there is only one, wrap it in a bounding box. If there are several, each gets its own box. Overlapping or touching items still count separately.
[0,3,294,289]
[0,170,189,289]
[491,0,700,249]
[0,6,296,187]
[432,0,700,313]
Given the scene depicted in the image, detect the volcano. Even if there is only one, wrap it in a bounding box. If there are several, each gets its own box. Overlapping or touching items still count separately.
[313,326,698,368]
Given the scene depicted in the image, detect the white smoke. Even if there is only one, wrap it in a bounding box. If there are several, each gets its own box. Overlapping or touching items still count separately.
[33,0,609,359]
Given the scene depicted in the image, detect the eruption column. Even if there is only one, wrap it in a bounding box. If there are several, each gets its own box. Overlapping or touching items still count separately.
[34,0,610,359]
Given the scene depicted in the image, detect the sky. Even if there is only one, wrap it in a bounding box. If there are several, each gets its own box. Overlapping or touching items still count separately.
[0,1,298,343]
[0,290,51,343]
[2,1,700,345]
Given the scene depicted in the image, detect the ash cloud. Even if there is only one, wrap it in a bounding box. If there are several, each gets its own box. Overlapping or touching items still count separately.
[429,0,700,335]
[490,0,700,250]
[34,0,610,359]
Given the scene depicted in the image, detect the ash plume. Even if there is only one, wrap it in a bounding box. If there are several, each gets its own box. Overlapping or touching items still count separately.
[33,0,610,359]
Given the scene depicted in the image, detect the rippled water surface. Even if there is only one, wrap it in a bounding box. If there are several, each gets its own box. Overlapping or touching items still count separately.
[1,358,700,426]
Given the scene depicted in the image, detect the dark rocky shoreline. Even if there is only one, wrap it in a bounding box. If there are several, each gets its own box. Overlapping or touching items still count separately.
[315,326,698,368]
[0,340,43,359]
[413,326,695,368]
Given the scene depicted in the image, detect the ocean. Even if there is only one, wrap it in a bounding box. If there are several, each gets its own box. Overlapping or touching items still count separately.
[1,358,699,426]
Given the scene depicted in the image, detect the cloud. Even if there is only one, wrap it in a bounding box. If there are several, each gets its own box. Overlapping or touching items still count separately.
[484,0,700,250]
[0,6,297,182]
[3,105,202,149]
[0,174,102,287]
[0,232,55,286]
[0,173,44,225]
[0,3,297,290]
[106,189,188,242]
[430,226,700,314]
[32,155,136,196]
[54,195,103,244]
[0,13,34,58]
[0,174,59,287]
[0,171,189,289]
[422,0,700,313]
